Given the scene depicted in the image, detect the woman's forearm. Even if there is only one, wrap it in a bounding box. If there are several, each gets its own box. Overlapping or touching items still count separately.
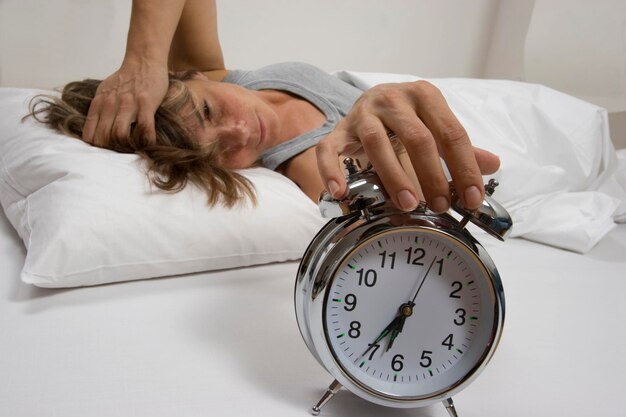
[82,0,187,146]
[169,0,225,72]
[124,0,188,66]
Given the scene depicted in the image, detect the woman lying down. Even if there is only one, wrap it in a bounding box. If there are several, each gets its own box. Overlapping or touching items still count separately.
[28,0,499,212]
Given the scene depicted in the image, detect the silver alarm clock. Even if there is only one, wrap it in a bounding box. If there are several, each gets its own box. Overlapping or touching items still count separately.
[295,158,512,416]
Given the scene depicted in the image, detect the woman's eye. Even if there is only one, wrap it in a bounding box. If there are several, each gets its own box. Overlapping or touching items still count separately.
[203,101,211,120]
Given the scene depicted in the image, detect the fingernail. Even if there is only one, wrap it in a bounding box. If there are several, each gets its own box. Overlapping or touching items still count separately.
[397,190,418,211]
[328,180,340,197]
[464,185,482,208]
[430,196,449,213]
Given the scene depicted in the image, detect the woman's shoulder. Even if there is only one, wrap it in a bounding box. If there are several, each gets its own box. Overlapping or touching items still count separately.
[224,62,336,86]
[262,61,328,76]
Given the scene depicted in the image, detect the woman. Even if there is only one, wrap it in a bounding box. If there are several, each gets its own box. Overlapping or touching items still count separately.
[32,0,500,211]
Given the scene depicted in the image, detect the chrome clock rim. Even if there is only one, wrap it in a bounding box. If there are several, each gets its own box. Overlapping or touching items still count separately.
[295,211,505,408]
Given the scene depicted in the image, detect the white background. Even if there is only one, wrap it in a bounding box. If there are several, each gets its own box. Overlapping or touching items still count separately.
[1,0,624,147]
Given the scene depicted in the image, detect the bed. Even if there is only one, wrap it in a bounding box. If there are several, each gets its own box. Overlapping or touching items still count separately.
[2,1,626,416]
[1,205,625,417]
[2,75,626,417]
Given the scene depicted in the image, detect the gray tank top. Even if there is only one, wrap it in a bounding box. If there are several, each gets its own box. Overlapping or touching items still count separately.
[223,62,362,170]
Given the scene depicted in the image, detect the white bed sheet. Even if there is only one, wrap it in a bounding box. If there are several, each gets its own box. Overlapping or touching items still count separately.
[1,207,625,417]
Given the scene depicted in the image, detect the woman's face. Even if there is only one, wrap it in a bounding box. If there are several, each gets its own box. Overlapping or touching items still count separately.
[177,74,281,169]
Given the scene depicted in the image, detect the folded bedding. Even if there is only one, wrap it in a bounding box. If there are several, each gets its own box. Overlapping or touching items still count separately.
[1,72,625,288]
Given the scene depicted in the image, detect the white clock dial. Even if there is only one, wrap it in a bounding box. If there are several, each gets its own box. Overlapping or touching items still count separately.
[324,227,498,399]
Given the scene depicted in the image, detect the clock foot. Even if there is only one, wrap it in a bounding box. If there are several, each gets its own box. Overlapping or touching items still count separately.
[311,379,342,415]
[442,397,459,417]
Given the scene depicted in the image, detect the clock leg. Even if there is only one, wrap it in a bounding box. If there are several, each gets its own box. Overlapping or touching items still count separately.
[442,397,459,417]
[311,379,342,416]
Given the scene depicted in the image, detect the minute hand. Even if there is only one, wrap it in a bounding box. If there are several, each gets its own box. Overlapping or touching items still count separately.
[410,256,437,304]
[362,256,438,359]
[360,314,403,358]
[387,257,437,351]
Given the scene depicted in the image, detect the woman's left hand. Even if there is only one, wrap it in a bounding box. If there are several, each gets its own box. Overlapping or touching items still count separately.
[316,81,500,213]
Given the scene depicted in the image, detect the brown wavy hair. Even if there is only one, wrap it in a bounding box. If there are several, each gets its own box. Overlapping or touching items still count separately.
[26,75,256,207]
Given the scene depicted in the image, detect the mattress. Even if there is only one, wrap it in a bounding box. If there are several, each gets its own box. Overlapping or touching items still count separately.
[1,207,625,417]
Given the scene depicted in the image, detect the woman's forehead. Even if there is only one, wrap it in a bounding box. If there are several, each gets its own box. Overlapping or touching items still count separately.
[160,82,203,135]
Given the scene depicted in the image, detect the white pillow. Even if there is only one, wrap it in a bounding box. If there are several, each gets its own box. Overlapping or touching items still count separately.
[0,88,326,288]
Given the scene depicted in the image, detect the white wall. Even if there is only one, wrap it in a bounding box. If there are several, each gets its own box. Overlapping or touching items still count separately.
[483,0,535,81]
[217,0,498,77]
[0,0,131,89]
[524,0,626,113]
[0,0,498,89]
[482,0,626,149]
[523,0,626,148]
[1,0,624,147]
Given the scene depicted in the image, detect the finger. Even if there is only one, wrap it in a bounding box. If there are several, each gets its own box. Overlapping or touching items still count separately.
[111,95,138,142]
[316,132,346,199]
[353,116,420,211]
[111,111,137,144]
[382,107,450,213]
[82,95,103,144]
[474,147,500,175]
[436,123,482,209]
[411,82,484,209]
[92,95,118,148]
[397,151,424,200]
[136,102,157,145]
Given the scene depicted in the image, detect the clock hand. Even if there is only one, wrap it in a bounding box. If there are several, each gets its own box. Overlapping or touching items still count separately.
[385,302,415,352]
[360,314,402,359]
[410,256,437,304]
[385,258,437,352]
[361,259,437,359]
[386,319,404,352]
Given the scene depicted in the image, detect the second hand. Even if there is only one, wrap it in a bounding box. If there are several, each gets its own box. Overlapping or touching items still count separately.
[411,256,437,304]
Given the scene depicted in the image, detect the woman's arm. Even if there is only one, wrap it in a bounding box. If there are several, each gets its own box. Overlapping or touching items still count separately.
[83,0,227,146]
[169,0,228,80]
[125,0,187,67]
[316,81,500,212]
[82,0,187,147]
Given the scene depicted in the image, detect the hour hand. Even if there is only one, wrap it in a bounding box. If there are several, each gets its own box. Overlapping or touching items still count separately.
[360,315,402,358]
[386,316,406,352]
[386,302,415,352]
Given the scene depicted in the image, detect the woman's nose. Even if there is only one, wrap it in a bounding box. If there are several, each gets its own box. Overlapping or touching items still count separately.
[216,120,250,150]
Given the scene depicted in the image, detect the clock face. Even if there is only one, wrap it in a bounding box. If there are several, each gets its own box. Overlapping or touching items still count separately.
[323,227,499,400]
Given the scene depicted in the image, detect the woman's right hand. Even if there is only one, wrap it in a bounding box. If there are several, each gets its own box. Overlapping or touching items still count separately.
[82,57,169,147]
[317,81,500,213]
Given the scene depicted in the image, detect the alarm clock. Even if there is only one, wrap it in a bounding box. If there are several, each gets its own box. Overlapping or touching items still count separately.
[295,158,512,416]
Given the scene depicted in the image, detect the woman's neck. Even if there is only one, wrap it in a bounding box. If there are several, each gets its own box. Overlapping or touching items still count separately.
[257,90,326,144]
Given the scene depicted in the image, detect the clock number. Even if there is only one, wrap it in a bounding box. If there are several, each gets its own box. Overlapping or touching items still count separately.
[419,350,433,368]
[436,258,444,275]
[391,354,404,372]
[378,251,396,269]
[442,333,455,350]
[404,247,426,265]
[449,281,463,298]
[344,294,357,311]
[348,321,361,338]
[454,308,466,325]
[367,343,380,360]
[357,268,377,287]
